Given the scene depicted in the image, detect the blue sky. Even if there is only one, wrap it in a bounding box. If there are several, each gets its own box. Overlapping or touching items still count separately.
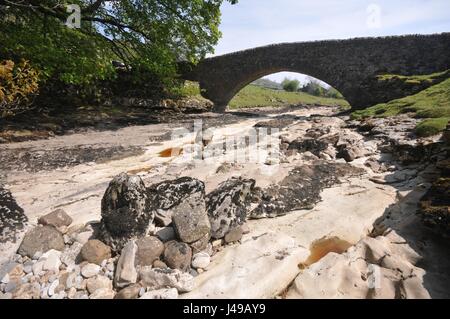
[212,0,450,84]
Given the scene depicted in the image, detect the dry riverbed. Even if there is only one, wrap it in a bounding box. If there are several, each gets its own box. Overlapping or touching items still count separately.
[0,105,449,299]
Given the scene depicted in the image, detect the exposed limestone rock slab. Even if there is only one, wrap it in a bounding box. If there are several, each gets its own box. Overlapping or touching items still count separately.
[183,178,397,299]
[286,234,431,299]
[181,232,309,299]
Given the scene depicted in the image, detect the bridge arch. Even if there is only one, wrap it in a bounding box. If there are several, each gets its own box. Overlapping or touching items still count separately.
[228,69,348,107]
[182,33,450,112]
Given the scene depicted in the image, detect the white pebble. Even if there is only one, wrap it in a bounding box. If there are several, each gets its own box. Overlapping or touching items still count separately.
[48,279,59,297]
[81,263,100,278]
[191,252,211,269]
[42,250,61,274]
[1,274,9,284]
[32,261,45,276]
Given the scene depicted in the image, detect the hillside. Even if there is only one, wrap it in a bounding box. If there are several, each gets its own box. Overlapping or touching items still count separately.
[251,78,283,90]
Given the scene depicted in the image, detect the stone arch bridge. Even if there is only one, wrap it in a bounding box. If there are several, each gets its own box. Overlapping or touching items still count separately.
[182,33,450,112]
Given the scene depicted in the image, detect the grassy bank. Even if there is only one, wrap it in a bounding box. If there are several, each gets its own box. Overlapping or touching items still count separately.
[351,72,450,137]
[229,85,350,109]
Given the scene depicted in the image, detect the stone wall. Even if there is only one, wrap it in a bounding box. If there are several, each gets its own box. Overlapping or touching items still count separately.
[183,33,450,112]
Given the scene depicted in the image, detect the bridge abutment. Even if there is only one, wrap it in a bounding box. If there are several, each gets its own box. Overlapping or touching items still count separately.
[212,104,228,113]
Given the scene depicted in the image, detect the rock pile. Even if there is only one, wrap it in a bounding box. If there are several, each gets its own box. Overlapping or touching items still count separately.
[1,173,257,299]
[0,209,117,299]
[283,123,370,163]
[352,115,443,164]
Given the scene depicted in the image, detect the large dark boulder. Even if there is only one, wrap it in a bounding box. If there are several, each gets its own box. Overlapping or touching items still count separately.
[171,190,210,243]
[206,177,255,239]
[99,173,154,252]
[148,177,210,244]
[147,177,206,227]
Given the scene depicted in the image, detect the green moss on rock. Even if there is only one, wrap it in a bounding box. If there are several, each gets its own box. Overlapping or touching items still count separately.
[415,117,450,137]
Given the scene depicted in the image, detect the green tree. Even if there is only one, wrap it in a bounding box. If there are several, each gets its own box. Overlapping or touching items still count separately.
[300,77,343,98]
[325,87,344,99]
[282,77,300,92]
[300,77,344,99]
[301,78,321,96]
[0,0,238,87]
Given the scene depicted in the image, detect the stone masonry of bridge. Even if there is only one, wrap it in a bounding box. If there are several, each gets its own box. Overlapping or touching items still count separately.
[182,33,450,112]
